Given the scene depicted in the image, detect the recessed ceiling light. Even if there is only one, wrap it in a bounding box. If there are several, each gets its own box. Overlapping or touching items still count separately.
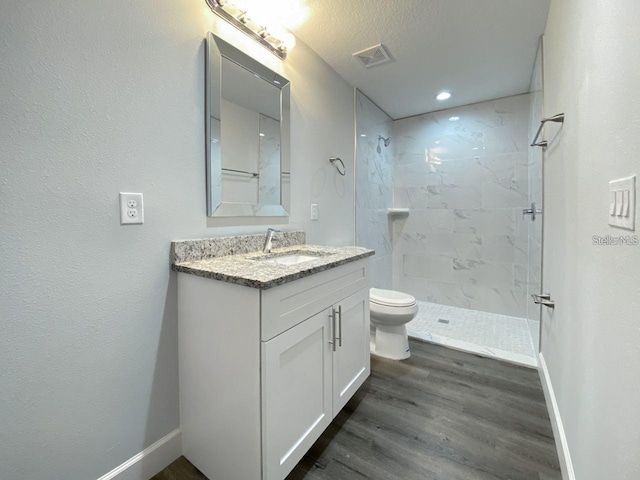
[436,91,451,101]
[360,134,367,137]
[259,133,265,137]
[449,116,460,122]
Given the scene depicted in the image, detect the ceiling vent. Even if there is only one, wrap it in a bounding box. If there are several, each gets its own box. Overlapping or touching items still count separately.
[353,44,393,68]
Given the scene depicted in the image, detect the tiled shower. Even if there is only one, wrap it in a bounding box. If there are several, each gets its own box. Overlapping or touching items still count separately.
[356,49,544,366]
[392,94,534,318]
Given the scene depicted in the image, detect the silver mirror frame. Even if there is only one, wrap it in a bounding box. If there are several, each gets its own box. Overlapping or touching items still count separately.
[206,33,291,217]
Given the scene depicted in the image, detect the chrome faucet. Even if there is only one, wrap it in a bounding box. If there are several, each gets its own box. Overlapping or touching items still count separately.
[263,228,280,253]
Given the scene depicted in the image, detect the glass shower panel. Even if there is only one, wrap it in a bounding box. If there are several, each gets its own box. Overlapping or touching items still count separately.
[354,90,394,290]
[526,38,545,352]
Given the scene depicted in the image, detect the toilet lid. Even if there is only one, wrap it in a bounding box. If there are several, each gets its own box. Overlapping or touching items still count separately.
[370,288,416,307]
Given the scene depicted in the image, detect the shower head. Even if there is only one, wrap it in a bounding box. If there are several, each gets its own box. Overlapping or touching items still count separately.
[378,135,391,147]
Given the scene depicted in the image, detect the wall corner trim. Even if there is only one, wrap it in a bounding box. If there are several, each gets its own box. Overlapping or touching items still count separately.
[97,428,182,480]
[538,353,576,480]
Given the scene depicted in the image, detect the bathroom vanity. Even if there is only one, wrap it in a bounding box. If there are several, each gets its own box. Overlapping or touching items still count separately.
[172,234,374,480]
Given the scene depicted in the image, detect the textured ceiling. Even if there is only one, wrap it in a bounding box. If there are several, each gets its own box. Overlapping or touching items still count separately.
[291,0,551,119]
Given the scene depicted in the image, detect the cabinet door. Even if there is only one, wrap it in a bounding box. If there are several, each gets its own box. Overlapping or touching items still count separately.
[332,288,371,414]
[262,308,333,480]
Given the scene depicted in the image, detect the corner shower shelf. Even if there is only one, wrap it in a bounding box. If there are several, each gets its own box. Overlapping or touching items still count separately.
[387,208,410,217]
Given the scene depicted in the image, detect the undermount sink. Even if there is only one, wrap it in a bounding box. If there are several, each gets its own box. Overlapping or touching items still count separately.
[258,254,321,266]
[252,250,330,266]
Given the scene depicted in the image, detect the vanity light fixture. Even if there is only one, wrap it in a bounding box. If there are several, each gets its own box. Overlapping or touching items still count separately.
[205,0,291,59]
[436,91,452,101]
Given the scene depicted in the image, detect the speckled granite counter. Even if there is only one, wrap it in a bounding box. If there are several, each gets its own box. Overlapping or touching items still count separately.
[172,244,374,289]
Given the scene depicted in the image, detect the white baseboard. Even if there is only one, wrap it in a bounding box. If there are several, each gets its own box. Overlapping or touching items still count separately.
[97,428,182,480]
[538,353,575,480]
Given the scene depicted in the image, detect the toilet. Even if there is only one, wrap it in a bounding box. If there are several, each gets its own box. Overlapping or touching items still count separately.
[369,288,418,360]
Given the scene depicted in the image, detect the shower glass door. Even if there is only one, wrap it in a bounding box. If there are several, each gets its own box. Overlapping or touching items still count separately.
[526,38,545,353]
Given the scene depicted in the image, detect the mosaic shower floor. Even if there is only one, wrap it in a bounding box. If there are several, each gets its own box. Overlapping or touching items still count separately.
[407,301,539,368]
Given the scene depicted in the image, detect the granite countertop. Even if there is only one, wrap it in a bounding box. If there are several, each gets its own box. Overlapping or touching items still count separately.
[172,244,375,289]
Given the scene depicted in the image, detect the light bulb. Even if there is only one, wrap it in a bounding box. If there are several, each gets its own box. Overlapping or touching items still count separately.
[281,32,296,51]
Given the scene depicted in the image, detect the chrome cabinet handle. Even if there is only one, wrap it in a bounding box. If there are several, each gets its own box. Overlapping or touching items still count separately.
[532,293,555,308]
[330,308,337,352]
[337,305,342,347]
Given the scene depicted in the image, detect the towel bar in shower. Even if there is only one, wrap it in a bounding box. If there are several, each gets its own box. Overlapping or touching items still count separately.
[532,293,555,309]
[531,113,565,148]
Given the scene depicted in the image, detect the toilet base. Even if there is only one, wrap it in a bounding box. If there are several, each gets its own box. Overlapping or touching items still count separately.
[370,324,410,360]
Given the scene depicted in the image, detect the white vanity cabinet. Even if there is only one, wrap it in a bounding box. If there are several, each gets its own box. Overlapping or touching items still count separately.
[178,258,370,480]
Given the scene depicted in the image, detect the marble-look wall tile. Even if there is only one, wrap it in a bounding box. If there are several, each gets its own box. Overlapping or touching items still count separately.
[392,93,535,319]
[480,287,528,318]
[453,208,516,236]
[482,235,529,264]
[482,179,529,208]
[394,274,484,311]
[392,209,454,237]
[403,254,455,282]
[370,255,393,290]
[394,274,529,318]
[356,91,394,289]
[427,182,484,209]
[451,258,515,290]
[482,124,529,155]
[396,232,483,260]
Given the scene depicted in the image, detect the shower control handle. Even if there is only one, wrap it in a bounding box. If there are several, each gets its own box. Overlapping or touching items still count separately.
[523,202,543,221]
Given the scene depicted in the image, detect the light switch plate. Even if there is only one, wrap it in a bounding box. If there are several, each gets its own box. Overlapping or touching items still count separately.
[608,176,635,230]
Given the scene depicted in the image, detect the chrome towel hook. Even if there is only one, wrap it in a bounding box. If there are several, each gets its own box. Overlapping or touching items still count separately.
[531,113,565,148]
[329,157,346,176]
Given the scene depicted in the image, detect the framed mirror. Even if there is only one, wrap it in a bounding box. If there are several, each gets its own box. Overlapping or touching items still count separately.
[206,33,291,217]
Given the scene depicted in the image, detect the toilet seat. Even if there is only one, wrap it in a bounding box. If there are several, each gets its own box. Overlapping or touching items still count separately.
[370,288,416,308]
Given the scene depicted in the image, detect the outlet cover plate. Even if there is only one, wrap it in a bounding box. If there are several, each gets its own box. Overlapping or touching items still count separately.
[119,192,144,225]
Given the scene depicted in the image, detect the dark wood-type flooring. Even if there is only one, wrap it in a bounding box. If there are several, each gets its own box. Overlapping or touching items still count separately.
[153,339,561,480]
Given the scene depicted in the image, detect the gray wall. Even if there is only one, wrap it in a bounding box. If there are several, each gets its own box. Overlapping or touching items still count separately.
[541,0,640,478]
[355,91,394,289]
[0,1,354,479]
[392,94,533,318]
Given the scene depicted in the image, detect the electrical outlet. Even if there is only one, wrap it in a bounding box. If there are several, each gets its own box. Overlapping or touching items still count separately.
[310,203,318,221]
[120,193,144,225]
